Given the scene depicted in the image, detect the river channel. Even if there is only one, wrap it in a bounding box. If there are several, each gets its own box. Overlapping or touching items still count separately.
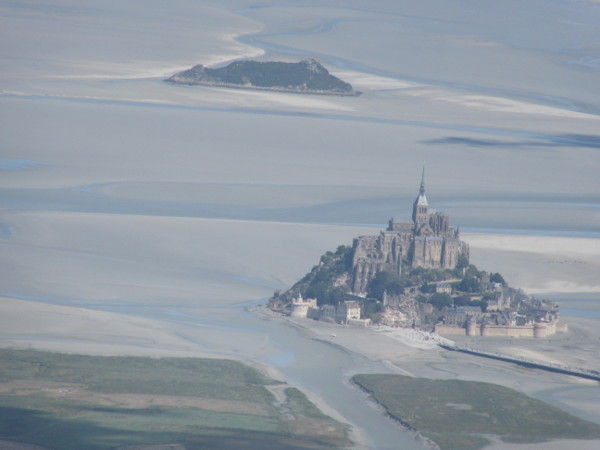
[89,299,426,450]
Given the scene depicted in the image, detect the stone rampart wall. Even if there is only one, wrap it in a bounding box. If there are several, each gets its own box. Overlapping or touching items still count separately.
[533,320,557,338]
[434,324,467,335]
[436,320,561,338]
[481,324,535,337]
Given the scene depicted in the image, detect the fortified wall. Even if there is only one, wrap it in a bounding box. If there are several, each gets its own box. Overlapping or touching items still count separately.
[435,319,568,338]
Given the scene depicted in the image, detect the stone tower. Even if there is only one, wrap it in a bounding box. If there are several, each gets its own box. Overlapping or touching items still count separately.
[412,166,429,224]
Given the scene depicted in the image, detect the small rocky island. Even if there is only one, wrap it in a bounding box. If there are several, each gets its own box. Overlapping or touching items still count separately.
[166,58,359,96]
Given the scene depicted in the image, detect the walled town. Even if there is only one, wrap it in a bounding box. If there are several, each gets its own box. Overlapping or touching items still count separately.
[269,169,566,338]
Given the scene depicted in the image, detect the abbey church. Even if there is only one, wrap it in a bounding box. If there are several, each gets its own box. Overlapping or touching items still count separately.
[352,169,469,293]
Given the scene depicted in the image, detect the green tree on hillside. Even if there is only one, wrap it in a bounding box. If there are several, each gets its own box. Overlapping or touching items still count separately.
[454,295,471,306]
[490,272,506,285]
[457,253,469,269]
[429,293,453,309]
[366,271,408,301]
[459,276,481,293]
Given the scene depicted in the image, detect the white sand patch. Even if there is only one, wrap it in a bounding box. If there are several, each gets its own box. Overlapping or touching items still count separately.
[40,61,204,81]
[498,347,567,366]
[195,86,356,111]
[464,233,600,256]
[127,81,357,111]
[330,70,418,91]
[486,438,600,450]
[0,296,209,358]
[440,93,600,119]
[404,87,600,120]
[372,326,454,349]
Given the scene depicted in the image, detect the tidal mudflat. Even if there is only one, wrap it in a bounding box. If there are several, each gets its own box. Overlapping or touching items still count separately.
[1,1,599,448]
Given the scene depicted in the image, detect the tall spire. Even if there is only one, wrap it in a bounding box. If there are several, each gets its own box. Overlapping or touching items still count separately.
[413,164,429,223]
[415,164,428,206]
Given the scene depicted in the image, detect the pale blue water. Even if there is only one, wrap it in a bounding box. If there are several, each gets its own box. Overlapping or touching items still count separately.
[0,157,50,171]
[0,223,13,237]
[1,180,597,236]
[561,308,600,318]
[544,293,600,319]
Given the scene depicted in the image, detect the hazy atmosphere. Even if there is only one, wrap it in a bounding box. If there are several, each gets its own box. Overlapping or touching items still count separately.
[1,1,599,449]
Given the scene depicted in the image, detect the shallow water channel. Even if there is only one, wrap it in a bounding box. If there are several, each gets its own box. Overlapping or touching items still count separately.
[99,300,425,450]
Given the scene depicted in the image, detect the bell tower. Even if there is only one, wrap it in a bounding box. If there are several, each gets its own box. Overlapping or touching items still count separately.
[412,165,429,224]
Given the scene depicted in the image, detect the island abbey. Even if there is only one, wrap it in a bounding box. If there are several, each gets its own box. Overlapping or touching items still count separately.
[352,169,469,293]
[276,168,564,340]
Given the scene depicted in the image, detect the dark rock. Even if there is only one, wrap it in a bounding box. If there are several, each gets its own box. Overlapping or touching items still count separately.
[166,59,359,96]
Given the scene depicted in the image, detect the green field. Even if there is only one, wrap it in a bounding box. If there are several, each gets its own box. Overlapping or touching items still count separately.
[0,349,350,449]
[352,374,600,450]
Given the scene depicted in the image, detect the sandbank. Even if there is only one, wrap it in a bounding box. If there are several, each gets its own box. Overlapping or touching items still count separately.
[486,438,600,450]
[449,315,600,374]
[0,296,219,359]
[464,233,600,294]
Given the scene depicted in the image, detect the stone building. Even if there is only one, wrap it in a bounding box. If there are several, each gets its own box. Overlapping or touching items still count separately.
[435,283,453,294]
[352,168,469,293]
[336,300,361,323]
[443,306,483,326]
[319,304,337,322]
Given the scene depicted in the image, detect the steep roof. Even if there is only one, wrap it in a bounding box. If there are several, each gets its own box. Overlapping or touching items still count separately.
[415,165,429,207]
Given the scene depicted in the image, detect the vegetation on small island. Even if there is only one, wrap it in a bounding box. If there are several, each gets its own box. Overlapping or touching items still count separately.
[0,348,351,449]
[167,58,359,96]
[352,374,600,450]
[269,244,538,325]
